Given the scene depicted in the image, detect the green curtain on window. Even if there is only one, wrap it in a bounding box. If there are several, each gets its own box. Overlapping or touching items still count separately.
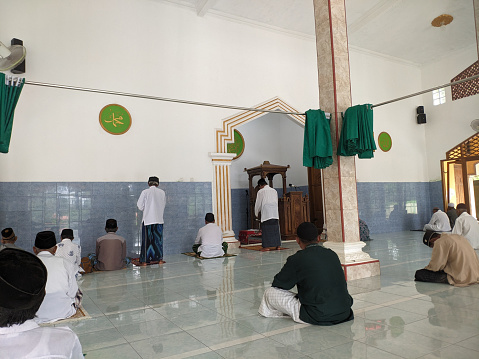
[0,73,24,153]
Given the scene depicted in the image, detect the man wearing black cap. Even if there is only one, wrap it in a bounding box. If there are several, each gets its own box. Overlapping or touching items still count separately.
[0,248,83,358]
[259,222,354,325]
[0,227,21,251]
[95,219,127,271]
[56,228,82,277]
[137,176,166,265]
[33,231,80,323]
[193,213,228,258]
[415,231,479,286]
[254,178,282,251]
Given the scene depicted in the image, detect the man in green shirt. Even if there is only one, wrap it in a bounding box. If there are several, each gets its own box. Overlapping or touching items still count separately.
[258,222,354,325]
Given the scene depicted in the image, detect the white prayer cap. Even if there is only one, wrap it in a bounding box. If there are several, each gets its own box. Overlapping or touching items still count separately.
[448,203,455,207]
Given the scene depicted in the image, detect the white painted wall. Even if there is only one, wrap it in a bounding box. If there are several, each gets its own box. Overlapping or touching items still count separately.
[420,46,479,181]
[0,0,318,182]
[230,113,306,189]
[350,48,429,183]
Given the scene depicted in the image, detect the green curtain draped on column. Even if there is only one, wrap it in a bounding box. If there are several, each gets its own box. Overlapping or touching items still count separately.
[303,109,333,169]
[0,73,24,153]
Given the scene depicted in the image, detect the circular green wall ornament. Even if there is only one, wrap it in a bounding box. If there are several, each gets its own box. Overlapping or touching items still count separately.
[378,132,392,152]
[99,104,132,135]
[227,129,245,159]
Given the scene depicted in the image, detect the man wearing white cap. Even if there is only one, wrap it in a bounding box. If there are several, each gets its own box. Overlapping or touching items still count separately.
[423,207,451,232]
[446,203,458,229]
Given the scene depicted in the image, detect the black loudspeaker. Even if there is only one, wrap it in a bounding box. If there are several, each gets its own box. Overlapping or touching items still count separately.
[416,106,426,124]
[10,38,25,74]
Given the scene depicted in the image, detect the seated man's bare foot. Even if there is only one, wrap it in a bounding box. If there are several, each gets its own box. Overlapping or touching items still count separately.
[159,260,166,264]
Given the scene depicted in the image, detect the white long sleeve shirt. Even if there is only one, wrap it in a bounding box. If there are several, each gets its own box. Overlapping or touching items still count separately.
[35,252,78,323]
[0,320,83,359]
[452,212,479,249]
[137,186,166,225]
[254,185,279,222]
[56,238,82,275]
[195,223,224,258]
[423,210,451,232]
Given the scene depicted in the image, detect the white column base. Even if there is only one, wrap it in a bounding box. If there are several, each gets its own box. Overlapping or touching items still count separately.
[323,241,380,280]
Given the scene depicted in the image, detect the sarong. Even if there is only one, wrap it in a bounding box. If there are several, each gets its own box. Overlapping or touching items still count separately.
[258,287,307,324]
[261,219,281,248]
[140,223,163,263]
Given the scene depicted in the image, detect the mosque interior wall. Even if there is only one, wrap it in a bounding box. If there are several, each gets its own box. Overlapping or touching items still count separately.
[0,0,473,252]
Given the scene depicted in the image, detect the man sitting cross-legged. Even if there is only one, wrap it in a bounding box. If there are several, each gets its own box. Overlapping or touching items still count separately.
[415,230,479,286]
[193,213,228,258]
[259,222,354,325]
[95,219,127,271]
[56,228,83,278]
[33,231,82,323]
[0,248,83,359]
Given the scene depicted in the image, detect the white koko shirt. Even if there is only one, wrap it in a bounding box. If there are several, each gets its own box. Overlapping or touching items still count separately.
[137,186,166,225]
[423,210,451,232]
[35,252,78,323]
[452,212,479,249]
[0,320,83,359]
[195,223,224,258]
[255,185,279,222]
[56,238,82,275]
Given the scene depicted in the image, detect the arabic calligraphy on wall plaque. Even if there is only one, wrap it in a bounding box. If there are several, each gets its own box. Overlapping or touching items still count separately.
[99,104,132,135]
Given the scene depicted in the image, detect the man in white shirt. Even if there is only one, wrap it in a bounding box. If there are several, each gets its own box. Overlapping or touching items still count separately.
[56,228,82,277]
[193,213,228,258]
[423,207,451,232]
[452,203,479,249]
[137,176,167,265]
[255,178,282,251]
[0,248,83,359]
[33,231,81,323]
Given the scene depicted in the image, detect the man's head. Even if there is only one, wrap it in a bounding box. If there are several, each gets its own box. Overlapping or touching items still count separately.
[33,231,57,255]
[205,213,215,224]
[1,228,17,244]
[60,228,74,240]
[0,248,48,327]
[448,202,455,209]
[105,219,118,233]
[296,222,319,248]
[257,178,267,188]
[423,230,441,248]
[148,176,159,187]
[432,207,439,213]
[456,203,467,216]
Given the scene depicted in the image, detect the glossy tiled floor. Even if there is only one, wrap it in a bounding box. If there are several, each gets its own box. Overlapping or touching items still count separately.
[53,231,479,358]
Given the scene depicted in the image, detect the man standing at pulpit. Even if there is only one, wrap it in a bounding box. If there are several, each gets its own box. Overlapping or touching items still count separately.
[255,178,281,251]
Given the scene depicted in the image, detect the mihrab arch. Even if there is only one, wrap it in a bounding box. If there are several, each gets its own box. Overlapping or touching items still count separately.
[210,97,305,245]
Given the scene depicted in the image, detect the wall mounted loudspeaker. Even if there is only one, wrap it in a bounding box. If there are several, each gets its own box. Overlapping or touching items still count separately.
[416,106,426,124]
[10,38,25,74]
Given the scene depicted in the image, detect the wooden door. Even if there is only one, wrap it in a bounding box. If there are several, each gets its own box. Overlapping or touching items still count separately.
[307,167,324,233]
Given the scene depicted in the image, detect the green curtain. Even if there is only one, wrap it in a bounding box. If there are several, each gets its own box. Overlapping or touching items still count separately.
[303,109,333,169]
[337,104,376,159]
[0,73,24,153]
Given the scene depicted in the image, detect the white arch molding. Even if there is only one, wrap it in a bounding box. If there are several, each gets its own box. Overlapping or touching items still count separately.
[210,97,306,247]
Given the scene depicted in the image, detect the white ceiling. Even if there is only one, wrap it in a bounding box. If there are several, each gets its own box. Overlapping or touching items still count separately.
[162,0,478,65]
